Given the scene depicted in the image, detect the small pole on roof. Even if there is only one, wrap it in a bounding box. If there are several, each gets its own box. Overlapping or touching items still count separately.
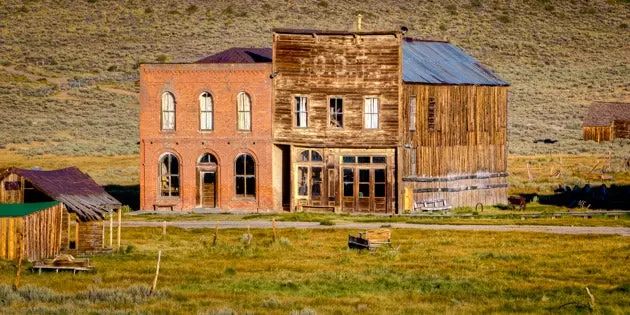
[357,14,362,32]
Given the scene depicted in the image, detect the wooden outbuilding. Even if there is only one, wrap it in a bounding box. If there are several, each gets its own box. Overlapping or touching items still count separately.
[583,102,630,142]
[0,201,63,261]
[0,167,122,255]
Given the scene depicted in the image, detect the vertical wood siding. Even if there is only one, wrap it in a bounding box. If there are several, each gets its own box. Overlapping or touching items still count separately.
[583,126,612,142]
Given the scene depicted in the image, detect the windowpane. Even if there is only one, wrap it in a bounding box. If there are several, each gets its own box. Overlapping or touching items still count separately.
[375,184,386,197]
[364,98,379,129]
[311,151,323,162]
[161,92,175,130]
[200,93,213,130]
[311,167,322,197]
[359,184,370,198]
[299,150,309,162]
[372,156,386,164]
[235,177,245,195]
[343,168,354,197]
[329,98,343,128]
[238,92,252,131]
[374,169,385,183]
[245,155,255,175]
[159,153,179,197]
[235,156,245,175]
[295,96,308,128]
[246,177,256,196]
[342,156,355,164]
[359,169,370,182]
[358,156,371,164]
[298,167,308,196]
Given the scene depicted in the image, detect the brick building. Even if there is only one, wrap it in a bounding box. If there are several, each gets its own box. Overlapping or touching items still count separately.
[139,49,276,211]
[139,29,508,213]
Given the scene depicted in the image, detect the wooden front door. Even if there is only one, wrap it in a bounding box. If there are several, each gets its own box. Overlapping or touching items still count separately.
[342,167,387,213]
[200,172,216,208]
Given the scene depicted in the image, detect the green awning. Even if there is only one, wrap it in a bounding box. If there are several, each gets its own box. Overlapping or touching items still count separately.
[0,201,60,217]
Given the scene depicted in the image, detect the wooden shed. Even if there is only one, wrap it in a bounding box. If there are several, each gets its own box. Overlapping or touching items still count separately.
[0,201,63,261]
[583,102,630,142]
[0,167,122,254]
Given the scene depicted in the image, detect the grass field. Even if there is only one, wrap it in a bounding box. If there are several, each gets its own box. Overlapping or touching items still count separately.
[0,227,628,313]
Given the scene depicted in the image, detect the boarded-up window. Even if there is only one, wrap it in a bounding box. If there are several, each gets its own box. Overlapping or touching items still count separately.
[295,96,308,128]
[329,97,343,128]
[161,92,175,130]
[409,96,417,131]
[237,92,252,131]
[364,97,379,129]
[235,154,255,197]
[159,153,179,197]
[200,92,213,131]
[428,96,436,131]
[410,148,416,176]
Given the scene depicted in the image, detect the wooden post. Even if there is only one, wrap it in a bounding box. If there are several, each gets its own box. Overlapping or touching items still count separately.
[67,212,71,249]
[109,212,113,248]
[75,220,79,251]
[247,225,252,246]
[117,208,122,252]
[162,221,166,235]
[272,219,277,242]
[150,250,162,296]
[102,220,105,249]
[212,221,219,246]
[527,162,533,181]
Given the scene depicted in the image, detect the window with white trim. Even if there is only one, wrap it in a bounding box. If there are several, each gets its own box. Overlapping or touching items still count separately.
[161,92,175,130]
[237,92,252,131]
[364,97,379,129]
[295,96,308,128]
[200,92,213,131]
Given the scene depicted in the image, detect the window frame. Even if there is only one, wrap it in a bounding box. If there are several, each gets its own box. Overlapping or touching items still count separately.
[409,95,417,132]
[234,153,256,198]
[363,96,380,130]
[427,95,437,132]
[158,153,180,198]
[237,92,252,132]
[328,96,344,129]
[161,92,176,131]
[199,92,214,131]
[293,95,309,128]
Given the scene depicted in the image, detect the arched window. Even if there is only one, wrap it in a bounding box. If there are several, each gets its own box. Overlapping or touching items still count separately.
[237,92,252,131]
[161,92,176,130]
[159,153,179,197]
[198,153,217,164]
[200,92,213,131]
[235,154,255,197]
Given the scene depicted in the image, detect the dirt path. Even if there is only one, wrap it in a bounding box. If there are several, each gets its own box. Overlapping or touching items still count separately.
[121,220,630,236]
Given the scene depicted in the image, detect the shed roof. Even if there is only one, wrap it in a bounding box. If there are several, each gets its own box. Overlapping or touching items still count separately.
[0,201,60,218]
[197,47,272,63]
[402,38,508,86]
[583,102,630,127]
[273,28,400,36]
[1,167,121,222]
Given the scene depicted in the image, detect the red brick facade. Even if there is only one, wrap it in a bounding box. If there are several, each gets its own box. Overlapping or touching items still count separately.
[139,63,275,211]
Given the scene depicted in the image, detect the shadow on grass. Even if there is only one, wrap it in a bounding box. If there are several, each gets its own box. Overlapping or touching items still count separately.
[104,184,139,210]
[536,184,630,210]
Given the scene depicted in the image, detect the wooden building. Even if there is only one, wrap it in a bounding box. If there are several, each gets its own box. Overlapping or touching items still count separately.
[399,38,509,209]
[0,167,121,254]
[0,201,63,261]
[583,102,630,142]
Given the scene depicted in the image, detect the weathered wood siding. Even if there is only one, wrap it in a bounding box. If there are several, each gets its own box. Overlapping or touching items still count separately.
[76,220,103,253]
[613,120,630,140]
[273,32,402,147]
[400,84,508,207]
[0,203,63,262]
[583,126,612,142]
[0,173,24,204]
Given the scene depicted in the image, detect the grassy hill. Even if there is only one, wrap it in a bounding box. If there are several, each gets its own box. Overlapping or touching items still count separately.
[0,0,629,158]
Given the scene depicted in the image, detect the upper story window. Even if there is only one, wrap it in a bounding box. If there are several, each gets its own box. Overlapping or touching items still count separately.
[428,96,436,131]
[295,96,308,128]
[198,153,217,164]
[235,154,255,197]
[237,92,252,131]
[159,153,179,197]
[329,97,343,128]
[409,95,417,132]
[200,92,213,131]
[161,92,176,130]
[364,97,379,129]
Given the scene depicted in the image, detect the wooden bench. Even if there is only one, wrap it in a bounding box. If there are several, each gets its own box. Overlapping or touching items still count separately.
[154,204,175,211]
[348,229,391,250]
[413,199,452,212]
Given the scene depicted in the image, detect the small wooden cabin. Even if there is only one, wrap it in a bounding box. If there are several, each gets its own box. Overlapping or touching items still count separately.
[583,102,630,142]
[0,201,63,261]
[0,167,121,254]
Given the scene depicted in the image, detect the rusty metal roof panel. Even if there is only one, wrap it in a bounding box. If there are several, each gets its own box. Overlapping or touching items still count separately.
[402,39,508,86]
[197,47,272,63]
[583,102,630,127]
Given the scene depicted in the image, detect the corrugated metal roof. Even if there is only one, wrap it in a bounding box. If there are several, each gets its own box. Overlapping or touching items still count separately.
[197,47,272,64]
[402,38,508,86]
[583,102,630,127]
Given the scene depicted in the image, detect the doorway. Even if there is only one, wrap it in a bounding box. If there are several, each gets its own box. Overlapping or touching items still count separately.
[200,172,216,208]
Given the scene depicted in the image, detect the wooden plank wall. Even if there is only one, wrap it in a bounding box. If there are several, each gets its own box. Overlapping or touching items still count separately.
[273,33,401,147]
[401,84,508,177]
[583,126,612,142]
[0,203,62,261]
[0,173,24,204]
[405,176,507,209]
[77,220,103,252]
[613,120,630,140]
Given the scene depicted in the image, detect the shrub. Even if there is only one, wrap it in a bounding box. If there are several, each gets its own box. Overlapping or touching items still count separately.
[446,4,457,15]
[279,237,291,247]
[497,14,510,23]
[224,267,237,276]
[155,54,169,63]
[317,1,329,8]
[262,297,281,308]
[0,284,23,306]
[18,284,57,302]
[185,5,199,15]
[470,0,482,8]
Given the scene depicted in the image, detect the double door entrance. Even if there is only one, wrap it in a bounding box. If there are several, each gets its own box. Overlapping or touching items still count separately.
[342,167,387,213]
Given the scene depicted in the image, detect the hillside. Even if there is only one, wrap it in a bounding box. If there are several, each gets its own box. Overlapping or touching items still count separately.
[0,0,629,157]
